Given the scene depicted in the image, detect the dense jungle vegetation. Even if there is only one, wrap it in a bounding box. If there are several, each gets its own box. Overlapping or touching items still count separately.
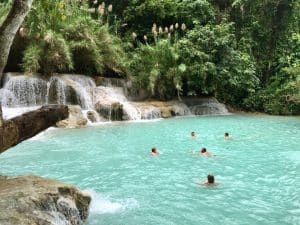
[0,0,299,115]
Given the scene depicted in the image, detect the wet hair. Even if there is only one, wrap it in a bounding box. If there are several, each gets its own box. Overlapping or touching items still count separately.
[151,147,157,153]
[224,132,229,137]
[201,148,207,153]
[191,131,195,136]
[207,174,215,184]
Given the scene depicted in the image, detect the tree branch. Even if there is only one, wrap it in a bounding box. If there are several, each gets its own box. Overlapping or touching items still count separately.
[0,0,34,79]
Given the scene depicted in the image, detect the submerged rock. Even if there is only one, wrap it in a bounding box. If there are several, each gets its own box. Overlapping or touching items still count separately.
[0,175,91,225]
[56,105,87,128]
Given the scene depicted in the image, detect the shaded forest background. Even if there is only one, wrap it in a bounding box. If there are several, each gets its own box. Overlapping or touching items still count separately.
[0,0,299,115]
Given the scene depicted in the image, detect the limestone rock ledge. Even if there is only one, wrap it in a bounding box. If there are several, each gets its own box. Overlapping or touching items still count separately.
[0,175,91,225]
[56,105,88,128]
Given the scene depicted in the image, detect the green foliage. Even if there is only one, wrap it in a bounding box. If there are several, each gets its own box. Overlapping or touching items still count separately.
[129,37,186,100]
[20,0,126,75]
[2,0,299,114]
[22,44,42,73]
[123,0,181,36]
[244,31,300,115]
[179,22,259,104]
[0,0,12,25]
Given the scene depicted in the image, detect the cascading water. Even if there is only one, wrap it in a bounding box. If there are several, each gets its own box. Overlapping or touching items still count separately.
[46,77,67,105]
[60,75,95,109]
[0,74,48,107]
[0,73,229,122]
[93,86,143,120]
[0,73,97,120]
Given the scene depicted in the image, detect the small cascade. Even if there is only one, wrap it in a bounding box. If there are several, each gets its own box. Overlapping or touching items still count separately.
[0,73,48,107]
[93,86,140,120]
[122,102,142,120]
[47,77,67,105]
[137,105,161,120]
[184,98,229,115]
[0,73,97,120]
[60,75,95,109]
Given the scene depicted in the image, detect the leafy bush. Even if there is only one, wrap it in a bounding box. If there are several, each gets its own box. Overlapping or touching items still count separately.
[179,22,259,105]
[129,34,186,100]
[20,0,126,75]
[0,0,11,25]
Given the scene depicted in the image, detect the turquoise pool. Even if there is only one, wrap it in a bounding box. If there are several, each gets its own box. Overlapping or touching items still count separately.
[1,115,300,225]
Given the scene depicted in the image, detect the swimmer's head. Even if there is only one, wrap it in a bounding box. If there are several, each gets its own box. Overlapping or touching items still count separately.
[224,132,229,137]
[201,148,207,153]
[207,174,215,184]
[151,147,157,153]
[191,131,196,137]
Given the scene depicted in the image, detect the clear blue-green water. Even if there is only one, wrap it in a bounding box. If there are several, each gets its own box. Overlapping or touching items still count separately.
[1,115,300,225]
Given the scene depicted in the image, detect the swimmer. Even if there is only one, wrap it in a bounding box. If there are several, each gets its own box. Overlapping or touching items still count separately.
[224,132,230,140]
[203,174,219,186]
[200,147,213,157]
[191,131,196,137]
[190,131,201,139]
[150,147,159,156]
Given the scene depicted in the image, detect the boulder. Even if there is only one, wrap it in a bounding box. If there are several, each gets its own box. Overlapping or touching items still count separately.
[48,77,79,105]
[111,102,124,121]
[0,175,91,225]
[0,105,68,154]
[56,105,87,128]
[138,101,191,118]
[95,102,110,120]
[86,110,98,123]
[170,102,191,116]
[183,97,228,115]
[95,101,124,121]
[160,106,173,118]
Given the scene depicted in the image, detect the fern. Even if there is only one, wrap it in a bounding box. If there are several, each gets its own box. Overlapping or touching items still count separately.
[22,44,42,73]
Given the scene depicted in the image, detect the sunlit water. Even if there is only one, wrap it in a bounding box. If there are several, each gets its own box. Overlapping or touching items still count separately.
[1,115,300,225]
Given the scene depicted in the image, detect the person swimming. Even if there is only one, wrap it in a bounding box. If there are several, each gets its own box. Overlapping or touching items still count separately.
[224,132,230,140]
[204,174,219,186]
[191,131,196,137]
[200,147,213,157]
[150,147,159,156]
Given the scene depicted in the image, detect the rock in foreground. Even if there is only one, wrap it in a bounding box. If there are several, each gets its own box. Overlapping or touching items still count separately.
[0,175,91,225]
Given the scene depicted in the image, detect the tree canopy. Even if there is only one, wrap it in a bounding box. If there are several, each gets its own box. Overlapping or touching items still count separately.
[0,0,299,114]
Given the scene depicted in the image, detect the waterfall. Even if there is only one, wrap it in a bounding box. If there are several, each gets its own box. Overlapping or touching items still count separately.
[60,75,95,109]
[0,73,229,122]
[0,73,96,109]
[0,73,48,107]
[93,86,143,120]
[46,77,67,105]
[0,73,97,120]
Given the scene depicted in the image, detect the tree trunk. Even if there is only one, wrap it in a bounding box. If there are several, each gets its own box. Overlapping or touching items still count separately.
[0,0,33,79]
[0,105,68,154]
[0,105,3,127]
